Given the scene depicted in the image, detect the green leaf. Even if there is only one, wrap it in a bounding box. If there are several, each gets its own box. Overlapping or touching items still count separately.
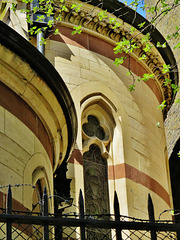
[171,84,179,94]
[158,100,166,111]
[39,37,47,45]
[142,73,154,81]
[130,27,136,34]
[28,26,37,35]
[33,6,38,13]
[26,14,33,24]
[143,43,153,52]
[22,0,33,3]
[72,25,82,35]
[162,64,170,74]
[98,10,107,21]
[138,21,146,29]
[175,98,180,103]
[126,71,132,76]
[109,18,116,24]
[71,3,82,12]
[36,15,45,22]
[47,19,54,28]
[139,54,146,60]
[174,42,180,49]
[166,34,171,40]
[35,28,42,35]
[114,57,127,66]
[156,122,160,128]
[129,84,136,91]
[142,33,150,43]
[62,5,68,11]
[112,22,122,29]
[164,78,172,86]
[156,41,167,48]
[54,29,60,35]
[11,3,17,12]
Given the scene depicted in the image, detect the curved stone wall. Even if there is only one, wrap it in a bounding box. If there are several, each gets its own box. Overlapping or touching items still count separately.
[46,30,172,218]
[0,23,77,211]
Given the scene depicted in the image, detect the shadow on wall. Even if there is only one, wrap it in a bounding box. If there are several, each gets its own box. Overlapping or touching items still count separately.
[169,137,180,221]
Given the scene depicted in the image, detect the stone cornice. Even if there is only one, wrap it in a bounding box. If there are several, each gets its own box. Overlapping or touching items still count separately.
[54,1,173,114]
[0,20,78,165]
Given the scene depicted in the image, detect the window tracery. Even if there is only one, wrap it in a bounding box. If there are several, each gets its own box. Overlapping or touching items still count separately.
[83,144,109,215]
[82,115,105,140]
[82,112,111,216]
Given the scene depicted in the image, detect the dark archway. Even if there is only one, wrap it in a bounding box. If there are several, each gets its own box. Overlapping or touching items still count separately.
[169,137,180,222]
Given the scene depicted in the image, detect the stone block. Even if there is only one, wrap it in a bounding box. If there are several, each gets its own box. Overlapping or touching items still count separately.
[5,110,34,155]
[131,138,149,158]
[79,48,98,62]
[128,117,145,134]
[89,60,111,77]
[80,68,106,82]
[45,49,55,64]
[55,61,81,77]
[71,55,90,69]
[0,132,30,164]
[0,146,25,177]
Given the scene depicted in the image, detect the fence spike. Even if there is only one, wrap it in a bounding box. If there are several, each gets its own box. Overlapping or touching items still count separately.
[148,193,157,240]
[79,189,84,219]
[7,185,12,214]
[114,191,122,240]
[6,185,12,240]
[114,191,120,220]
[148,194,155,221]
[79,189,85,240]
[43,186,49,240]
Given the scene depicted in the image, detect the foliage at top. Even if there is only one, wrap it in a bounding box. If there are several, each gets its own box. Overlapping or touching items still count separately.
[9,0,180,112]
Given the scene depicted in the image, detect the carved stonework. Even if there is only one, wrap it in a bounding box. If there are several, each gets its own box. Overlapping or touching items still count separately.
[83,144,110,215]
[82,115,105,140]
[54,1,173,113]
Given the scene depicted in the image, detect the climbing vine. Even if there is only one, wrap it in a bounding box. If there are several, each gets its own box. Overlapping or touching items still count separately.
[8,0,180,117]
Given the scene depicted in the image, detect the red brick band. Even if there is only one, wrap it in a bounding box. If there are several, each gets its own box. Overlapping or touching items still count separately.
[50,27,162,104]
[68,149,83,165]
[0,82,53,165]
[108,163,170,206]
[69,149,170,206]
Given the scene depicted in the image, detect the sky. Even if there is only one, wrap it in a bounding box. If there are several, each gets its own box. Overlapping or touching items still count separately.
[119,0,146,18]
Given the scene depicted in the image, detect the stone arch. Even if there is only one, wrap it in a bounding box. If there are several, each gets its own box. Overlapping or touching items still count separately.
[80,90,128,216]
[71,81,131,160]
[23,153,53,211]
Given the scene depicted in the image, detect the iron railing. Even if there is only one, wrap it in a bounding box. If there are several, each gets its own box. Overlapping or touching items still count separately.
[0,185,179,239]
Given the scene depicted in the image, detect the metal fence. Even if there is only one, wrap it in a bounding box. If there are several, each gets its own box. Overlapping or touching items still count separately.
[1,185,180,239]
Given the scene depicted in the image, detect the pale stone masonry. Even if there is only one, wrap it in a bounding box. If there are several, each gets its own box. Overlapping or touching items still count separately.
[0,0,177,226]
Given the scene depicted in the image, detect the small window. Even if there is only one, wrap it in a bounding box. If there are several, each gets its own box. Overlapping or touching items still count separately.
[82,115,105,140]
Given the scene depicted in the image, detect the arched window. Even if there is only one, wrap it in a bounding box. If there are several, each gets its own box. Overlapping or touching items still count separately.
[82,110,113,240]
[82,111,112,216]
[83,143,109,215]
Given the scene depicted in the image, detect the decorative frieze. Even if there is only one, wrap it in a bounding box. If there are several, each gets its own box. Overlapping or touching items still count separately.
[54,1,173,113]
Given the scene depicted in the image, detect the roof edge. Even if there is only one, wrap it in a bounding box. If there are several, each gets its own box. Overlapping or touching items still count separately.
[0,20,78,163]
[81,0,178,87]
